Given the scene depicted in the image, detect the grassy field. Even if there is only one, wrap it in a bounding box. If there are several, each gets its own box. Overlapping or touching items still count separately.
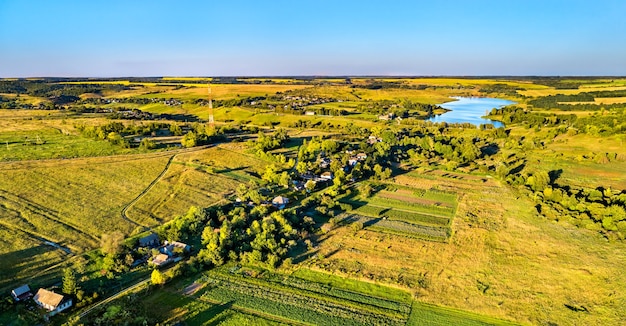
[313,171,626,325]
[2,77,625,325]
[0,153,172,292]
[127,144,269,226]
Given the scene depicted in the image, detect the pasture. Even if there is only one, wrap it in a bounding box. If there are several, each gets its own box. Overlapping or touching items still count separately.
[127,144,269,226]
[313,171,626,325]
[0,152,174,292]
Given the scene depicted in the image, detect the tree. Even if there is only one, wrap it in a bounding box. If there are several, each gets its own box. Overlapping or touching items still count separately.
[296,161,308,174]
[140,138,156,150]
[101,231,124,256]
[359,183,373,198]
[151,269,166,286]
[305,180,316,193]
[62,267,78,295]
[181,132,197,148]
[278,172,291,188]
[262,164,279,184]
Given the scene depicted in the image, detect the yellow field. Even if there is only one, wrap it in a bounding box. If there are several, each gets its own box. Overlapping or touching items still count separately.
[519,86,626,97]
[127,144,269,226]
[558,97,626,105]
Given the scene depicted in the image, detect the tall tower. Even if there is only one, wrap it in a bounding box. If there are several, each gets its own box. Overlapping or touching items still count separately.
[208,85,214,127]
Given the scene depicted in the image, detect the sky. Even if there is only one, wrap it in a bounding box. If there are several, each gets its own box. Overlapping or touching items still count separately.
[1,0,625,77]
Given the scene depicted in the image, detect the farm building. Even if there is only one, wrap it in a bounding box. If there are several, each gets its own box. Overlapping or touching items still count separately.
[320,171,333,180]
[33,288,72,316]
[272,196,290,210]
[152,253,171,267]
[161,241,191,256]
[138,233,159,247]
[11,284,32,301]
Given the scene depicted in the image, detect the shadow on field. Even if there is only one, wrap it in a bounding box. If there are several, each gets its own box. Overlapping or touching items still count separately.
[185,301,234,325]
[160,113,201,122]
[0,245,64,291]
[214,166,248,174]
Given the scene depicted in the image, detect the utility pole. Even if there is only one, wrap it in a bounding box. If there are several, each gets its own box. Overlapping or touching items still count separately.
[208,85,214,127]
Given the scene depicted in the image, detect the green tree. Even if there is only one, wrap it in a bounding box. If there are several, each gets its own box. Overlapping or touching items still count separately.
[139,138,156,150]
[305,180,316,193]
[359,183,373,198]
[181,132,197,148]
[278,171,291,188]
[62,267,78,295]
[262,164,279,184]
[296,161,308,174]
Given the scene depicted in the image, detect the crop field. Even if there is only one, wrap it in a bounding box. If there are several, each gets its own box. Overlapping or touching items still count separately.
[138,266,512,326]
[195,266,412,326]
[340,184,457,242]
[518,85,626,97]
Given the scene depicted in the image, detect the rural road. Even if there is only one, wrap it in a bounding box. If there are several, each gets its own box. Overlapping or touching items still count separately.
[78,277,151,318]
[120,144,215,227]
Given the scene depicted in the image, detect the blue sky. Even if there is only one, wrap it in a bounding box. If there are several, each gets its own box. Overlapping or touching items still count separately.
[1,0,625,77]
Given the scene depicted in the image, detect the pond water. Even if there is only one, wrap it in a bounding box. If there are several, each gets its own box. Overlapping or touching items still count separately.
[428,97,514,128]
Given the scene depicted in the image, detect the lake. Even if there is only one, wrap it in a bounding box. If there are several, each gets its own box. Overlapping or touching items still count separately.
[428,97,514,128]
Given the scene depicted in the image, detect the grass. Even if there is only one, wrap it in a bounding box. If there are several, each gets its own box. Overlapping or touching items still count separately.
[0,152,171,291]
[314,171,626,325]
[408,302,518,326]
[290,268,413,304]
[127,144,268,226]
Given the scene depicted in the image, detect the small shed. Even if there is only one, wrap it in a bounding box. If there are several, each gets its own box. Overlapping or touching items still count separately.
[272,196,290,210]
[11,284,32,301]
[320,171,333,180]
[138,233,159,248]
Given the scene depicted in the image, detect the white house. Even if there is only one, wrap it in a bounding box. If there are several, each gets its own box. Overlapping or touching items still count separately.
[33,288,72,316]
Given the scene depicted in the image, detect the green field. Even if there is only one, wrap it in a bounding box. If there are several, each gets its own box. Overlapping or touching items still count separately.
[340,184,457,242]
[1,77,625,325]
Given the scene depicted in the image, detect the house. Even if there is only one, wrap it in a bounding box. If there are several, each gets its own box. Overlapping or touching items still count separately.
[138,233,159,248]
[305,111,316,116]
[272,196,290,210]
[318,157,331,169]
[161,241,190,256]
[320,171,333,180]
[152,253,171,267]
[33,289,72,316]
[378,112,396,121]
[348,158,358,166]
[356,152,367,161]
[11,284,32,301]
[368,136,382,144]
[170,241,191,252]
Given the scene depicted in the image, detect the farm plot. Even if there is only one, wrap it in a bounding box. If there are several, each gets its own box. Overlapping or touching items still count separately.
[341,185,457,241]
[197,266,412,326]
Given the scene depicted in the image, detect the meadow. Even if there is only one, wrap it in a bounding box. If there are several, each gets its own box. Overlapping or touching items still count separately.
[315,171,626,325]
[1,76,625,325]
